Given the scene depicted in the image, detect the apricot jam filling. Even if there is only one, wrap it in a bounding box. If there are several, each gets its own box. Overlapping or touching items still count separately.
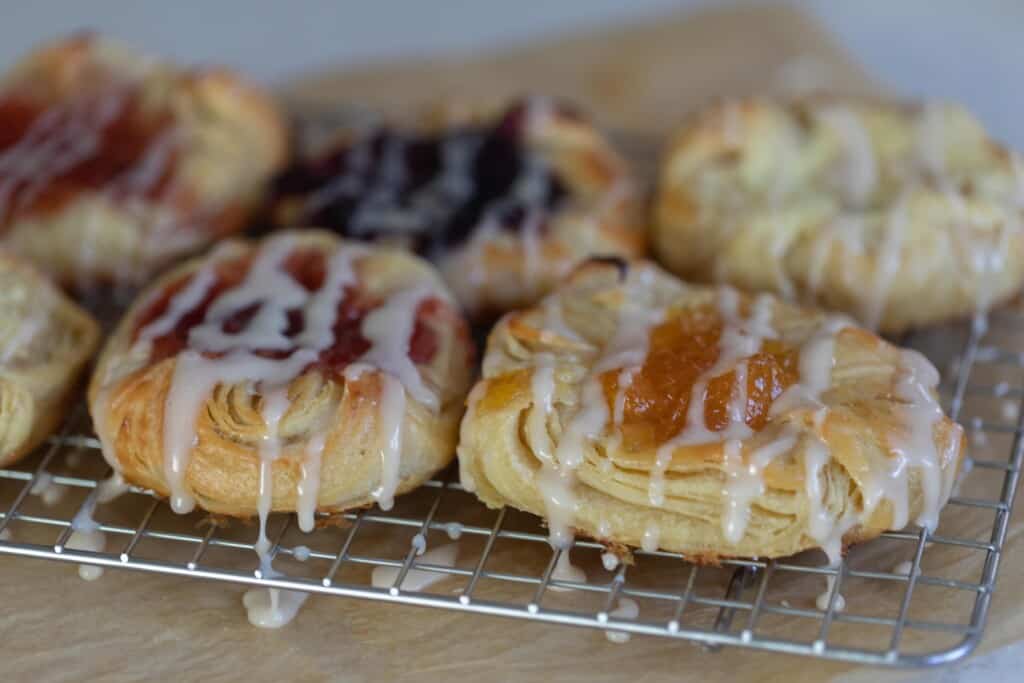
[601,307,798,451]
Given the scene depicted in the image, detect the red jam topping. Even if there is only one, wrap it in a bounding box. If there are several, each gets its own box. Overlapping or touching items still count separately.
[133,247,445,372]
[0,89,177,227]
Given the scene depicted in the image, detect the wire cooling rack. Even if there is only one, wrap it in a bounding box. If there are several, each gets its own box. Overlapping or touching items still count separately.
[0,304,1021,668]
[1,110,1021,668]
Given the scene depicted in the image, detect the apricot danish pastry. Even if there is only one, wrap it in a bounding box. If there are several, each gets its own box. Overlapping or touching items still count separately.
[457,258,964,561]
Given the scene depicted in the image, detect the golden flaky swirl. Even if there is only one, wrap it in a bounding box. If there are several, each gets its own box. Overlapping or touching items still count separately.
[654,98,1024,333]
[271,97,645,319]
[0,251,99,466]
[0,34,288,292]
[88,230,475,518]
[457,259,964,560]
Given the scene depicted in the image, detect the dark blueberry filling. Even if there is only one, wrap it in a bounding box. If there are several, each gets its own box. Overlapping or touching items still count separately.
[272,100,570,256]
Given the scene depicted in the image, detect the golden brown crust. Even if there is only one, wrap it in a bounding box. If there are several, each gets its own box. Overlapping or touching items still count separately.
[0,250,100,466]
[457,258,965,559]
[653,97,1024,333]
[0,33,288,292]
[88,230,474,518]
[271,97,645,318]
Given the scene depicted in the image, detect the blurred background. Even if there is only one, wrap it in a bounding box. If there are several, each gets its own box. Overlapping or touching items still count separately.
[3,0,1023,147]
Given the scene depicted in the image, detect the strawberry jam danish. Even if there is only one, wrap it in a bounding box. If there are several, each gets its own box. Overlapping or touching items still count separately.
[0,34,287,292]
[654,98,1024,333]
[88,231,474,534]
[269,97,643,318]
[457,258,964,561]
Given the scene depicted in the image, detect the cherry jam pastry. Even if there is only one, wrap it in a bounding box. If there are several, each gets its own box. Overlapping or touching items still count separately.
[0,34,287,294]
[457,258,964,561]
[269,97,643,318]
[89,230,475,542]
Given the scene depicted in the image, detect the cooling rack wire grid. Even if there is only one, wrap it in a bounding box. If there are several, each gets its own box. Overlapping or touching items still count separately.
[1,116,1021,668]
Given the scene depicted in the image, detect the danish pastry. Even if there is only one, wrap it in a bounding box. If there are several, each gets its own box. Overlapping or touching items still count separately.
[457,258,964,561]
[1,251,100,466]
[0,34,288,292]
[269,97,643,318]
[653,98,1024,333]
[88,230,474,543]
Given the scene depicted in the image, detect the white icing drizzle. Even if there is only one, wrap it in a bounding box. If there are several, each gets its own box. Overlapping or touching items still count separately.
[893,560,915,576]
[66,529,106,581]
[527,353,557,465]
[444,522,464,540]
[411,533,427,556]
[549,549,587,591]
[135,257,221,343]
[0,301,46,365]
[30,472,65,507]
[805,219,837,302]
[370,543,458,592]
[291,545,311,562]
[64,472,128,582]
[295,432,326,533]
[538,266,664,548]
[970,416,987,448]
[0,89,129,222]
[243,587,310,629]
[869,349,960,532]
[815,575,846,613]
[640,522,661,553]
[255,387,291,558]
[604,597,640,644]
[816,105,877,207]
[651,290,778,508]
[1003,400,1020,423]
[601,551,620,571]
[769,219,797,301]
[721,431,798,544]
[862,196,908,331]
[347,369,407,511]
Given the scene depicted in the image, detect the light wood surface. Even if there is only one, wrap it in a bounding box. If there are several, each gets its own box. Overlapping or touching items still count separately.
[3,5,1021,682]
